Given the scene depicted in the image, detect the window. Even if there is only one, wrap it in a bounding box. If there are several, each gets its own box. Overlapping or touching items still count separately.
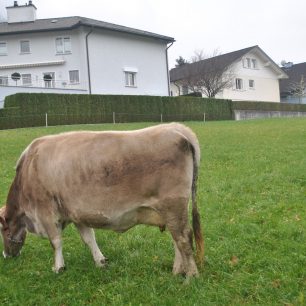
[243,57,258,69]
[0,75,8,85]
[69,70,79,84]
[251,59,257,69]
[0,42,7,55]
[182,85,188,95]
[249,79,255,89]
[235,78,243,90]
[22,74,32,86]
[246,58,251,68]
[125,71,137,87]
[43,72,55,88]
[20,40,30,54]
[55,37,71,54]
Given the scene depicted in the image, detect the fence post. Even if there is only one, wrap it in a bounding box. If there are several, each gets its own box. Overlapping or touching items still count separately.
[161,113,163,123]
[203,113,206,122]
[45,113,48,127]
[113,112,116,124]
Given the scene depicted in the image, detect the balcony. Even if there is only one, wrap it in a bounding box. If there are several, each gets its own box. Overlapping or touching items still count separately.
[0,75,86,90]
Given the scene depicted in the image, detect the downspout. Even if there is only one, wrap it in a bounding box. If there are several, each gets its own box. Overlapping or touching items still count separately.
[85,26,94,94]
[166,42,174,96]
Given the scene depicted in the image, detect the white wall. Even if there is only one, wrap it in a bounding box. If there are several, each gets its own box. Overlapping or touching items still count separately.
[0,29,89,90]
[0,26,170,101]
[88,29,169,96]
[219,52,281,102]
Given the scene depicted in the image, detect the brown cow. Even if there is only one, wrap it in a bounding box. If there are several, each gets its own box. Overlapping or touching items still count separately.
[0,123,204,277]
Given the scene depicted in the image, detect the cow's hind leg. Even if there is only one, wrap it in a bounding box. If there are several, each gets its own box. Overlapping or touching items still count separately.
[75,224,107,267]
[164,198,198,277]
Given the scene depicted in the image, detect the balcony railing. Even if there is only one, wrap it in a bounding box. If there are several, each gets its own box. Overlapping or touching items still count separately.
[0,77,86,90]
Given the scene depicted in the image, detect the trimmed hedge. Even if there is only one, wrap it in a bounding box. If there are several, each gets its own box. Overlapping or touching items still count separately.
[232,101,306,112]
[1,93,305,130]
[1,93,232,129]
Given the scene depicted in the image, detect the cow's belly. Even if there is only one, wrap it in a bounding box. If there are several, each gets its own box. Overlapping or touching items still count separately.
[76,205,165,233]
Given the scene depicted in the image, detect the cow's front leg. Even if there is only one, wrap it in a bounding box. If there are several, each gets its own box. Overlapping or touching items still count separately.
[75,224,107,267]
[50,236,65,273]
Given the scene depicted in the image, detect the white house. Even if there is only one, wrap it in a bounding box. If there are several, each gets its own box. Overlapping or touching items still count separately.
[0,1,174,106]
[170,46,288,102]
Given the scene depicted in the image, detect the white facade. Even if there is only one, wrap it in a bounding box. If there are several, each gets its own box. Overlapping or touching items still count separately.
[171,48,286,102]
[0,3,173,104]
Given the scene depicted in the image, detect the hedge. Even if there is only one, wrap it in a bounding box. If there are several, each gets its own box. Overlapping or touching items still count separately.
[1,93,305,130]
[232,101,306,112]
[1,93,232,129]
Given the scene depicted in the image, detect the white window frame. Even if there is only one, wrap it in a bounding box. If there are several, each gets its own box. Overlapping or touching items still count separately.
[235,78,243,90]
[251,59,257,69]
[55,37,72,54]
[243,57,258,70]
[0,42,7,56]
[22,74,32,86]
[249,79,255,89]
[125,71,137,87]
[246,58,251,68]
[69,70,80,84]
[0,75,8,85]
[20,40,31,54]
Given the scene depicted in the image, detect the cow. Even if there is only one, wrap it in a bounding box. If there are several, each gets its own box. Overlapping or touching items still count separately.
[0,123,204,277]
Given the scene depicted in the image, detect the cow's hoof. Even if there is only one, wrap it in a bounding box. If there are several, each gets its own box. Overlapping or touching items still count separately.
[172,264,184,275]
[52,266,66,273]
[96,257,108,268]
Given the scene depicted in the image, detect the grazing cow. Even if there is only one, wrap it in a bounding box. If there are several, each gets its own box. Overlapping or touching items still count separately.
[0,123,204,277]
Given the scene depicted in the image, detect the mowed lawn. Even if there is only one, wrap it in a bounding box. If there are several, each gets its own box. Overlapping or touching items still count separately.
[0,118,305,306]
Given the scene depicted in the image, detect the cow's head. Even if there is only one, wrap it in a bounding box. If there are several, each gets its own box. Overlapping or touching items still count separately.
[0,205,26,258]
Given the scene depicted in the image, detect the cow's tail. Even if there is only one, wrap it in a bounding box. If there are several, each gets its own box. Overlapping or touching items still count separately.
[190,143,204,265]
[174,123,204,265]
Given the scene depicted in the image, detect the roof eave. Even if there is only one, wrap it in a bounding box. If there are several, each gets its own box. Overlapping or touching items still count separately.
[0,20,175,43]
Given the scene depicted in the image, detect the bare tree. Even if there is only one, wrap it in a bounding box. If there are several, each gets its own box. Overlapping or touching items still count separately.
[289,75,305,104]
[177,49,235,98]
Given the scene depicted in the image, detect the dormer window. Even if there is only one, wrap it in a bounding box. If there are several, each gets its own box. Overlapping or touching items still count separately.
[55,37,71,54]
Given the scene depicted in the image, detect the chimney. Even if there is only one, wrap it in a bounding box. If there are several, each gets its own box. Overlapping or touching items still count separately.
[7,1,37,23]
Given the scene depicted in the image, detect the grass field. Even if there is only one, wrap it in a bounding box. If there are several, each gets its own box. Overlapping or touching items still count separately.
[0,118,305,306]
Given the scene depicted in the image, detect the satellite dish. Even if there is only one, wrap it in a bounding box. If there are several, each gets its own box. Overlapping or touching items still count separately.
[281,60,287,67]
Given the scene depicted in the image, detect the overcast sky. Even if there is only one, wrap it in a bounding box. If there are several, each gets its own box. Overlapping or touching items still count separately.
[5,0,306,68]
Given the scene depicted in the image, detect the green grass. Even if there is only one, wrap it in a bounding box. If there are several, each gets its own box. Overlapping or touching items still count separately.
[0,119,306,306]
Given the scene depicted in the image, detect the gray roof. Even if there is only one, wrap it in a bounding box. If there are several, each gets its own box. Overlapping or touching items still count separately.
[0,16,175,42]
[280,62,306,94]
[170,45,286,82]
